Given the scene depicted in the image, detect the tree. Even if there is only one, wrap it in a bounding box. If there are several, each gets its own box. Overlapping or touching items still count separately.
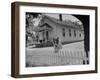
[73,15,90,58]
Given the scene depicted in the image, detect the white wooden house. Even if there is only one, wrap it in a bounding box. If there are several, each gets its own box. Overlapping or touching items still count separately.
[33,14,84,45]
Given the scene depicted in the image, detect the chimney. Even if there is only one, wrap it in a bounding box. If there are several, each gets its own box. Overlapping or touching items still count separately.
[59,14,62,21]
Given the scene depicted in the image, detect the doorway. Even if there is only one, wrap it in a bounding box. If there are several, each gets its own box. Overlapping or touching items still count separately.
[46,31,49,40]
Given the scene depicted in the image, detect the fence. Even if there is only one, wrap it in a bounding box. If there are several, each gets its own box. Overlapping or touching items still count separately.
[26,50,89,67]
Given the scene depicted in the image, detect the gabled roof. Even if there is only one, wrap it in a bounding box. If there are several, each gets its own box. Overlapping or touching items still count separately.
[33,23,53,32]
[38,15,83,30]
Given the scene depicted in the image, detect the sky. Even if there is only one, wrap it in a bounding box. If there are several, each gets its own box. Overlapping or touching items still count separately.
[45,13,80,22]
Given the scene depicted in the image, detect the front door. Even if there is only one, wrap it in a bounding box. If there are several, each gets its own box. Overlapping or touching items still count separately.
[46,31,49,40]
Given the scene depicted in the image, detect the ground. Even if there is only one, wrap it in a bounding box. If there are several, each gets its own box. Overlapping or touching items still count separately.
[26,41,89,67]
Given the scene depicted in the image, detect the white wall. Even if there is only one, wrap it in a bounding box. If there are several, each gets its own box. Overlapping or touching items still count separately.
[0,0,100,80]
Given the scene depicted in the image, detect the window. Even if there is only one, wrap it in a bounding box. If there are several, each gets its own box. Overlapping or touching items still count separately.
[62,28,65,37]
[74,30,76,37]
[69,29,71,37]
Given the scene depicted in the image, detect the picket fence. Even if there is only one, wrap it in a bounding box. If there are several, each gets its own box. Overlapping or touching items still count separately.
[26,50,89,67]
